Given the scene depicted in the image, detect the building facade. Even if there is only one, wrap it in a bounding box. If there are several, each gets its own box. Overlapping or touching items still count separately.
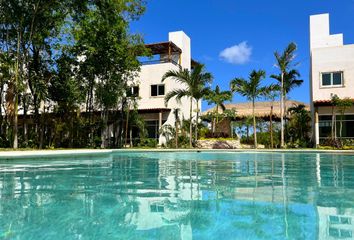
[310,14,354,146]
[129,31,198,146]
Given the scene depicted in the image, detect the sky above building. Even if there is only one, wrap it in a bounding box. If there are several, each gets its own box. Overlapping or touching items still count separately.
[130,0,354,110]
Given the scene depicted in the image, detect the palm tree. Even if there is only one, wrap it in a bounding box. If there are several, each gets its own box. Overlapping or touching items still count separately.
[205,85,232,134]
[162,64,213,148]
[274,42,298,148]
[287,104,311,145]
[230,70,267,148]
[263,84,280,149]
[270,69,303,119]
[193,85,211,140]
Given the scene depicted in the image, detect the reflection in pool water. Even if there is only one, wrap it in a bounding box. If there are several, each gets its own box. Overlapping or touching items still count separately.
[0,152,354,239]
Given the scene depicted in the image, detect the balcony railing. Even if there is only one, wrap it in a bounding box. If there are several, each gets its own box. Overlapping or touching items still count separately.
[140,58,180,67]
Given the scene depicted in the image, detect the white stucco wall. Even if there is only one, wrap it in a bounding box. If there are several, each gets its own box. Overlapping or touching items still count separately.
[310,13,354,103]
[132,31,197,145]
[310,13,354,145]
[311,45,354,102]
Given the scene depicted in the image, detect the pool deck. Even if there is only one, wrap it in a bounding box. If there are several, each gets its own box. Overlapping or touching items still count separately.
[0,148,353,159]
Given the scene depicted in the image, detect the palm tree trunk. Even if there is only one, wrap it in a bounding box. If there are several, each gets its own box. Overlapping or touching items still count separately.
[124,108,130,147]
[270,104,273,149]
[23,97,28,146]
[189,97,193,148]
[253,99,257,148]
[13,30,21,149]
[331,105,335,140]
[174,108,179,149]
[195,100,199,141]
[175,121,178,149]
[280,72,285,148]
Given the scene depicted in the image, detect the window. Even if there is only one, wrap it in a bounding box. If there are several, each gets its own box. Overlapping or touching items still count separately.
[127,86,139,97]
[151,84,165,96]
[319,115,354,139]
[321,72,343,87]
[150,203,164,213]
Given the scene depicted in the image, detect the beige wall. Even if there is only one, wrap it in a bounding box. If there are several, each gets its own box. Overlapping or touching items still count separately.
[310,13,354,145]
[310,14,354,102]
[131,31,197,145]
[311,45,354,102]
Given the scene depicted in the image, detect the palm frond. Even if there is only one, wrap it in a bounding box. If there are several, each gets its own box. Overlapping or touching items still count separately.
[164,88,190,106]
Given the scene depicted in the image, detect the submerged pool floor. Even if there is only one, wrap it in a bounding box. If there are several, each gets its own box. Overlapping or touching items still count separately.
[0,151,353,239]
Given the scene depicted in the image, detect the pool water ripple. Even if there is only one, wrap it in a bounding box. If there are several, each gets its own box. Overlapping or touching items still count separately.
[0,151,354,239]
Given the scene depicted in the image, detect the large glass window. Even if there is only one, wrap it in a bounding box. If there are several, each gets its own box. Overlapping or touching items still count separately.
[321,72,343,87]
[319,115,354,138]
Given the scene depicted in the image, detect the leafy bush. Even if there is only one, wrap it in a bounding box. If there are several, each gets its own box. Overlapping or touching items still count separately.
[166,135,190,148]
[138,138,158,148]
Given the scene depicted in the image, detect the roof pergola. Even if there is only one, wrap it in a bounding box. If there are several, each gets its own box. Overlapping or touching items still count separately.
[202,100,310,121]
[145,41,182,55]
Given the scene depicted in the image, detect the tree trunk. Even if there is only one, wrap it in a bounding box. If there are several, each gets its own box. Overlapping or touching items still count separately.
[280,72,285,148]
[339,111,343,139]
[117,99,127,148]
[39,104,45,149]
[0,86,3,140]
[270,104,274,149]
[189,97,193,148]
[174,109,179,149]
[331,105,335,140]
[252,100,257,148]
[13,30,22,149]
[101,110,109,148]
[195,100,199,141]
[23,96,28,146]
[124,107,130,147]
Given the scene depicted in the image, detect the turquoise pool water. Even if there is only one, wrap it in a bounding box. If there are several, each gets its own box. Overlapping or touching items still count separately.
[0,151,354,239]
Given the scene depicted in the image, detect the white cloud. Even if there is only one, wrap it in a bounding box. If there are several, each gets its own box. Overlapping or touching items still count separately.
[219,41,252,65]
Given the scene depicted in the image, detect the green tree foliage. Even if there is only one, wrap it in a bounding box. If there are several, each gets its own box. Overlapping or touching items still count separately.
[205,85,232,134]
[231,70,268,148]
[262,84,280,149]
[273,42,298,148]
[162,64,213,148]
[287,104,311,147]
[0,0,147,149]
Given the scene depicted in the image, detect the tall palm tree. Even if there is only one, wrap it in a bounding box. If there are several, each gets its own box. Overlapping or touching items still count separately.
[193,85,211,140]
[263,84,280,149]
[230,70,267,148]
[271,69,303,115]
[162,64,213,148]
[205,85,232,134]
[274,42,298,148]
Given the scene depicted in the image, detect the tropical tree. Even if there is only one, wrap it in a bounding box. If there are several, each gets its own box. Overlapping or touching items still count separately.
[72,0,147,148]
[263,84,280,148]
[274,42,298,148]
[193,85,211,140]
[230,70,268,148]
[287,104,311,147]
[330,94,340,141]
[270,69,303,122]
[336,97,353,140]
[162,64,213,148]
[205,85,232,134]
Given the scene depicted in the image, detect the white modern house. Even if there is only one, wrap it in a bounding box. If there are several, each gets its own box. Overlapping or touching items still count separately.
[128,31,198,145]
[310,13,354,146]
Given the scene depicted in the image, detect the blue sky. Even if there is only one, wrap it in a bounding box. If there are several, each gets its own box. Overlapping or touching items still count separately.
[130,0,354,110]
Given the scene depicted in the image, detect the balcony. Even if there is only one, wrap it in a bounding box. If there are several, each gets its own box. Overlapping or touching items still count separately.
[140,41,182,67]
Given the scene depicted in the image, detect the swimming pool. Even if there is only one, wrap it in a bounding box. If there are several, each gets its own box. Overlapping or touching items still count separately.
[0,151,353,239]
